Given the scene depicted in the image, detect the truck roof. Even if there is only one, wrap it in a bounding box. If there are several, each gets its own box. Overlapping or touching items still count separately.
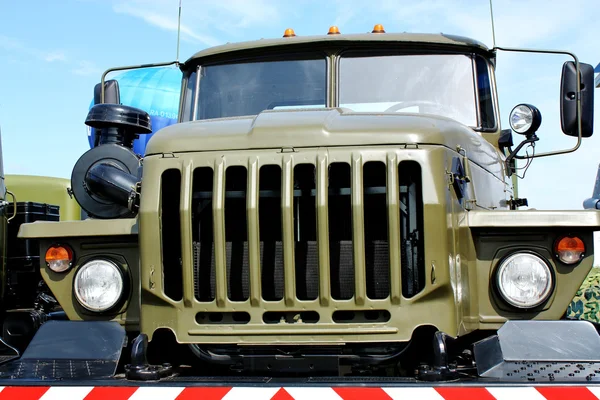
[183,32,491,65]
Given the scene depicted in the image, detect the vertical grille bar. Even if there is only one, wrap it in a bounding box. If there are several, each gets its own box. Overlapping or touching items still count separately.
[316,155,330,306]
[351,154,366,306]
[386,154,402,304]
[180,161,195,307]
[213,160,227,307]
[247,158,261,306]
[281,156,296,306]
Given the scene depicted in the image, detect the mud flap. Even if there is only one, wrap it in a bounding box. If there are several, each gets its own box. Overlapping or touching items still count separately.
[474,320,600,382]
[0,320,125,380]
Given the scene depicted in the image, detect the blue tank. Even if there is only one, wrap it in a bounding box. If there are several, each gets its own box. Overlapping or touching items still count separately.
[87,67,182,155]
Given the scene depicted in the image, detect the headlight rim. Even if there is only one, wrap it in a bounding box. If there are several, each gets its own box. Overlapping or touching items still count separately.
[73,257,126,313]
[509,103,542,136]
[493,250,555,310]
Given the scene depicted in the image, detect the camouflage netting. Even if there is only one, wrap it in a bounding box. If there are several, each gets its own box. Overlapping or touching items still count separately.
[566,267,600,323]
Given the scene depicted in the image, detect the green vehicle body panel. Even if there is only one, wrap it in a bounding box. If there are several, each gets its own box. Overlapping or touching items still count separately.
[19,220,140,327]
[4,175,81,221]
[16,32,600,345]
[19,218,137,238]
[182,33,491,66]
[18,143,599,342]
[0,129,80,304]
[147,109,502,160]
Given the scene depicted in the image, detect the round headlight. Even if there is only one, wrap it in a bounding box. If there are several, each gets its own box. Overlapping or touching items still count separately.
[496,252,553,309]
[509,104,542,135]
[74,259,124,312]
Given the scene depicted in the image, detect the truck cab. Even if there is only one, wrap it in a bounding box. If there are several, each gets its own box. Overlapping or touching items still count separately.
[16,27,599,380]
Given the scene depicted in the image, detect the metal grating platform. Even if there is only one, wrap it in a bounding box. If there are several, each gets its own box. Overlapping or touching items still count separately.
[0,359,117,380]
[488,361,600,382]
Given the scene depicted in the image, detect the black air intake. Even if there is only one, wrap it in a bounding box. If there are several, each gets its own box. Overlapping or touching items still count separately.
[86,103,151,148]
[70,102,152,219]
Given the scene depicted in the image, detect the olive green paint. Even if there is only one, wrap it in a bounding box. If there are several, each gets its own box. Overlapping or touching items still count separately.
[182,33,491,67]
[17,33,600,346]
[5,175,81,221]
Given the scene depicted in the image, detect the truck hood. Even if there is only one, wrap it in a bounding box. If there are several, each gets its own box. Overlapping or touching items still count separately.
[145,108,500,164]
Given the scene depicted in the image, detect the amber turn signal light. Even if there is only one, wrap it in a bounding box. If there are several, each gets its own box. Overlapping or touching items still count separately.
[283,28,296,37]
[554,235,585,265]
[45,245,74,273]
[328,26,340,35]
[372,24,385,33]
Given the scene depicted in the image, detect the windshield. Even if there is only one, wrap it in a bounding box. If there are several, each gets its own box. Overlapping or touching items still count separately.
[339,53,478,127]
[192,58,326,120]
[184,51,494,129]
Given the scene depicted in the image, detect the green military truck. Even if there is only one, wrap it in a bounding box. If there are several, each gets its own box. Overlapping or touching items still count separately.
[0,127,81,353]
[1,26,599,390]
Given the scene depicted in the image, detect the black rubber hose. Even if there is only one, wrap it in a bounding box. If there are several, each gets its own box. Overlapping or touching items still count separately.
[47,311,68,320]
[85,162,139,209]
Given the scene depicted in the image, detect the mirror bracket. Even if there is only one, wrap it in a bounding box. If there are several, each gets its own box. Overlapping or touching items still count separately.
[505,133,539,177]
[494,46,587,160]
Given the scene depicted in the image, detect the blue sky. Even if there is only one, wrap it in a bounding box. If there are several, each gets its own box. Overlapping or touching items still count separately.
[0,0,598,211]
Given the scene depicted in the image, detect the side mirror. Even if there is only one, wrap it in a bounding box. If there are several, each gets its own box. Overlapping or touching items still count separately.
[560,61,594,137]
[93,79,121,105]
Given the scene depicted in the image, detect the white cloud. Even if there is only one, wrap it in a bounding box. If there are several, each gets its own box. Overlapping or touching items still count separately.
[326,0,596,49]
[450,1,592,49]
[332,0,357,28]
[209,0,280,29]
[111,0,281,43]
[0,34,22,50]
[72,60,102,76]
[0,34,68,63]
[44,51,67,62]
[112,2,221,46]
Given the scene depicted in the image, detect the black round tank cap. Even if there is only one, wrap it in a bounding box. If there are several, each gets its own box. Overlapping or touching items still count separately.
[85,103,152,134]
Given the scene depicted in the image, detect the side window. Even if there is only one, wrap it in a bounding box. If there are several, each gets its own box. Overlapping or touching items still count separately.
[475,56,495,129]
[181,69,197,122]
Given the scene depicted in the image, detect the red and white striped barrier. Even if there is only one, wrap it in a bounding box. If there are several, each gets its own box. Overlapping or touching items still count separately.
[2,386,600,400]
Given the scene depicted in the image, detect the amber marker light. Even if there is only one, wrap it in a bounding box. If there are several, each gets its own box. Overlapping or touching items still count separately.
[372,24,386,33]
[45,245,74,273]
[554,235,585,265]
[283,28,296,37]
[328,26,340,35]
